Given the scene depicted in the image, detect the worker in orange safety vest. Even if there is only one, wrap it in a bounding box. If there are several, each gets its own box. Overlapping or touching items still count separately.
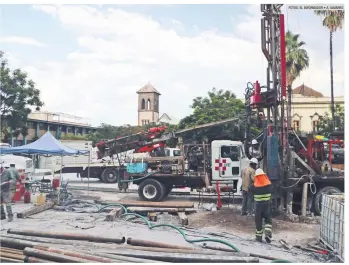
[249,168,272,243]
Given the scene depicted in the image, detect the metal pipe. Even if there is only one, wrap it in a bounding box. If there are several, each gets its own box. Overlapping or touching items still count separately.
[84,248,258,263]
[23,248,95,263]
[33,246,118,263]
[0,251,25,260]
[97,200,194,208]
[0,257,24,263]
[301,182,308,216]
[8,229,126,244]
[202,244,280,261]
[0,237,37,250]
[24,256,55,263]
[0,246,24,254]
[126,238,194,250]
[81,250,165,263]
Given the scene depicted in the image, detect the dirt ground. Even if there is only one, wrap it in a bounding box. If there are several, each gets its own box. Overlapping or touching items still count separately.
[189,207,319,246]
[0,176,328,263]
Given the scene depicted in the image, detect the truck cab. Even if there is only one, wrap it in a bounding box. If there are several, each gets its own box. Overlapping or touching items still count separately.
[211,140,250,195]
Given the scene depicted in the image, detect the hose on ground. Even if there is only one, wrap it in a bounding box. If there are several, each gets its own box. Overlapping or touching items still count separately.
[60,200,292,262]
[121,212,240,252]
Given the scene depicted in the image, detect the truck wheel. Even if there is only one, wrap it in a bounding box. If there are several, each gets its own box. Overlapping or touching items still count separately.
[138,179,165,202]
[101,168,119,183]
[313,186,342,215]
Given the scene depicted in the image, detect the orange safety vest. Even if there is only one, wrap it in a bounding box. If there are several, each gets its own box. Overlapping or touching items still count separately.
[254,173,271,187]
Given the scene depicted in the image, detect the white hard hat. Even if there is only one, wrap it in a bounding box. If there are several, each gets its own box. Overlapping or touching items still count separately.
[252,139,258,145]
[250,158,258,164]
[255,168,265,176]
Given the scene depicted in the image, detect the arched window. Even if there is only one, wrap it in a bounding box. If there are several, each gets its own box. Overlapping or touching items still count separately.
[147,99,151,110]
[141,99,146,110]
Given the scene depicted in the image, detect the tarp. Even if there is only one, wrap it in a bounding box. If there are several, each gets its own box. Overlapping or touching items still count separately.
[0,132,89,156]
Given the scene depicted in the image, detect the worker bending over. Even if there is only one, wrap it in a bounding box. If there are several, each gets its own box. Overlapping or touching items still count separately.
[250,168,272,243]
[241,158,258,216]
[1,164,21,222]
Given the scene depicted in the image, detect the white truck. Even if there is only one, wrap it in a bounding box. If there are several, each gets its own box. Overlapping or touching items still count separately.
[58,147,182,183]
[123,140,250,201]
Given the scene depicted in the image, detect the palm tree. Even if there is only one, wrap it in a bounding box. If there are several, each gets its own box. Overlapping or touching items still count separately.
[285,31,310,131]
[314,10,345,130]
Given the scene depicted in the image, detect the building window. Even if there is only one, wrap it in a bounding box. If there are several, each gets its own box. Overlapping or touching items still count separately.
[293,120,300,131]
[39,123,46,130]
[312,121,319,132]
[142,120,150,125]
[147,99,151,110]
[141,99,146,110]
[27,122,34,129]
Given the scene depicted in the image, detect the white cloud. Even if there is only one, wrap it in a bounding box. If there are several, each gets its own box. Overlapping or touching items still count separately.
[9,4,344,127]
[0,36,46,47]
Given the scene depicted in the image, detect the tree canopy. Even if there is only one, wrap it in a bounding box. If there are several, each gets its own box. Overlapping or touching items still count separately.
[178,88,258,142]
[314,10,345,33]
[0,51,44,139]
[285,31,310,87]
[318,104,344,133]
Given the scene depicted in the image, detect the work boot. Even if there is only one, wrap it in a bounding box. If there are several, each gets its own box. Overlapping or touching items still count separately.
[265,235,271,243]
[7,214,13,222]
[256,235,263,243]
[241,212,247,216]
[0,204,6,220]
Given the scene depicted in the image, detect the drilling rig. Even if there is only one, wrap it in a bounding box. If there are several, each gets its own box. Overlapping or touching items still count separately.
[245,4,344,216]
[245,4,287,213]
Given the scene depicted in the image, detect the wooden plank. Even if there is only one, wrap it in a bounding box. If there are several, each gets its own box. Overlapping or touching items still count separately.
[17,202,55,219]
[127,207,197,213]
[96,200,194,208]
[332,164,344,170]
[105,208,122,222]
[177,212,188,226]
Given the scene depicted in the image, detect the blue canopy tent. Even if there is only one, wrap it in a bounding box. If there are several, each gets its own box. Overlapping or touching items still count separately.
[0,132,91,193]
[0,132,88,156]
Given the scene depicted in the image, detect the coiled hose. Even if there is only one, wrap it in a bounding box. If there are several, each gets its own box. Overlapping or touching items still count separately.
[96,203,291,263]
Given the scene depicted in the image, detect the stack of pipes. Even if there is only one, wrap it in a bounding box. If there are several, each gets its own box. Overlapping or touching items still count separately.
[0,229,261,263]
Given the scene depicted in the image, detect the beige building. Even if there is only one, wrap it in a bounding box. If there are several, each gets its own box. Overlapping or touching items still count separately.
[137,83,161,126]
[137,83,180,126]
[290,85,344,132]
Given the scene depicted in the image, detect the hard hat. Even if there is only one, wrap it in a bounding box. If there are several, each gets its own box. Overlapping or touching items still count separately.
[252,139,258,145]
[255,168,265,176]
[250,158,258,164]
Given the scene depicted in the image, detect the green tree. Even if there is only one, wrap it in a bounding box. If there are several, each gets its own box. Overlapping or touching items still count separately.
[178,88,250,142]
[314,10,345,129]
[285,31,309,129]
[318,104,344,133]
[0,51,44,142]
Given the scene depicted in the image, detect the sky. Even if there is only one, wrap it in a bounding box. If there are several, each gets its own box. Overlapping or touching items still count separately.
[0,4,345,127]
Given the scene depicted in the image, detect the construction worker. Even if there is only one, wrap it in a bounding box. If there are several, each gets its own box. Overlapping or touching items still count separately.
[241,158,258,216]
[1,164,21,222]
[250,168,272,243]
[249,139,261,159]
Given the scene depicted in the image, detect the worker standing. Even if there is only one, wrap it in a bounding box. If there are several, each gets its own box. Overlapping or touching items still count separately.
[249,139,261,159]
[241,158,258,216]
[250,168,272,243]
[0,164,21,222]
